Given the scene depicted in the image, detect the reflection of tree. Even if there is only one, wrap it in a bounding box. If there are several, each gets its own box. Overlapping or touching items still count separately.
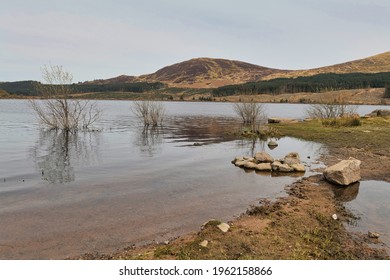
[31,130,101,183]
[134,126,164,157]
[235,138,267,157]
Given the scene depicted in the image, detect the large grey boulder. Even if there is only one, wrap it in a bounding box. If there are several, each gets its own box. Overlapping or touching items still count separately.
[254,151,274,163]
[323,157,361,186]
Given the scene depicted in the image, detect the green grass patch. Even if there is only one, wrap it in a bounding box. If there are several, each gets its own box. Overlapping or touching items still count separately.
[272,116,390,153]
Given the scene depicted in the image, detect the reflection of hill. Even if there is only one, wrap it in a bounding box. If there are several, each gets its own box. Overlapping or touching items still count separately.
[31,130,102,184]
[163,116,240,145]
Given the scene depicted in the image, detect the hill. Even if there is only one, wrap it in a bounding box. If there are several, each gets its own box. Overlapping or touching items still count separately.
[87,51,390,88]
[264,51,390,80]
[88,58,288,88]
[140,58,287,88]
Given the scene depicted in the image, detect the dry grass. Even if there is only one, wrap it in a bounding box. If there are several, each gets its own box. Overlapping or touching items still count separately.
[263,51,390,80]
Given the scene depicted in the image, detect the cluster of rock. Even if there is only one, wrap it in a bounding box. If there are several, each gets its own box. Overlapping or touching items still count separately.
[364,109,390,117]
[232,151,305,173]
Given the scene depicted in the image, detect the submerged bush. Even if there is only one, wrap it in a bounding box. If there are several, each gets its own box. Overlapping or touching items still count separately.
[131,100,166,126]
[233,101,266,132]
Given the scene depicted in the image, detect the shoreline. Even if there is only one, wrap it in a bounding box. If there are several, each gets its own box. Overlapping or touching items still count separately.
[1,88,389,106]
[76,116,390,260]
[77,175,389,260]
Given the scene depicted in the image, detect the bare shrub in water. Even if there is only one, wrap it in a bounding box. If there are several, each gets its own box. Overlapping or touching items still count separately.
[131,100,165,126]
[29,65,102,132]
[233,101,266,131]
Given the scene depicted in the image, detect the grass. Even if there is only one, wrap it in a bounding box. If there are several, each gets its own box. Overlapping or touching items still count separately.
[272,116,390,154]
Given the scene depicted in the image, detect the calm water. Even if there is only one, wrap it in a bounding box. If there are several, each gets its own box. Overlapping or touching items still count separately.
[332,181,390,249]
[0,100,389,259]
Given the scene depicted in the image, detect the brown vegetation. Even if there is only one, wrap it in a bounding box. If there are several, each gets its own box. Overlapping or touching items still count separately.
[85,51,390,89]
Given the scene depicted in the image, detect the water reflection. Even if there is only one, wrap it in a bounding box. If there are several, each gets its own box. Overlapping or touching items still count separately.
[333,180,390,250]
[134,126,164,157]
[164,116,240,145]
[133,116,241,156]
[31,130,102,183]
[332,182,360,202]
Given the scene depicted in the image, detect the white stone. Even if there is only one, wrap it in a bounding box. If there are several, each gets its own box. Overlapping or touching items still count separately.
[217,222,230,233]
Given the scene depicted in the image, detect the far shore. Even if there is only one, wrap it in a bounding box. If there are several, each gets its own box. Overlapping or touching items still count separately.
[1,88,389,106]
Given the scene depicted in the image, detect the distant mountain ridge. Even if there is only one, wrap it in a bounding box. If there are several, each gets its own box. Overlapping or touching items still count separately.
[76,51,390,88]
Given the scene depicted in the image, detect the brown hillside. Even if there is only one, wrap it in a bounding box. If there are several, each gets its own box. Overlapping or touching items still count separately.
[263,51,390,80]
[85,51,390,88]
[141,58,287,88]
[86,58,288,88]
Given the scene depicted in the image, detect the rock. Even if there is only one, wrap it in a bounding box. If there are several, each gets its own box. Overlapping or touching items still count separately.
[332,214,338,220]
[217,222,230,233]
[323,157,361,186]
[283,152,301,165]
[368,231,380,238]
[278,163,294,172]
[371,109,390,116]
[255,163,272,171]
[163,240,170,245]
[199,240,209,247]
[268,118,299,124]
[254,151,274,163]
[268,140,278,148]
[271,161,282,171]
[248,157,256,163]
[231,156,244,164]
[243,161,258,169]
[291,163,305,172]
[234,160,247,167]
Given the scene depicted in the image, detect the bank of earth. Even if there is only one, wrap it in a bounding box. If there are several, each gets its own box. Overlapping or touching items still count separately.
[79,116,390,260]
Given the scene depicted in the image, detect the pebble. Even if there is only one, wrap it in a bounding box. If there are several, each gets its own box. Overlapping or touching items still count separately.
[217,222,230,233]
[368,231,380,239]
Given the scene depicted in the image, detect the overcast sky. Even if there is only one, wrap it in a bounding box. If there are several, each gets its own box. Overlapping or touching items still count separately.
[1,0,390,82]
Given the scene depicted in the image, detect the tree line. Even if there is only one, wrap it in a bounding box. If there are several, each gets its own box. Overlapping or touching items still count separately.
[212,72,390,97]
[0,81,166,96]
